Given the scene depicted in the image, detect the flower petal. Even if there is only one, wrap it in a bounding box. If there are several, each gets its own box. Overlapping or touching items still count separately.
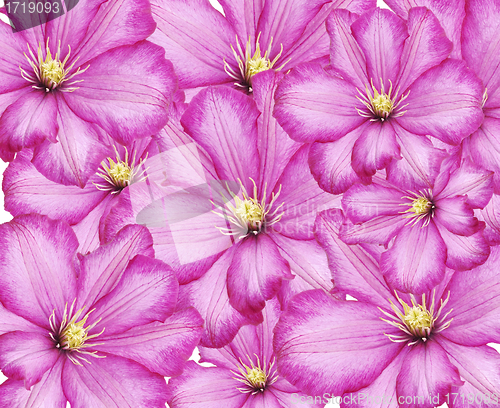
[396,340,462,408]
[89,255,178,336]
[395,7,452,92]
[0,357,65,408]
[32,96,111,187]
[167,362,248,408]
[381,221,447,293]
[351,8,407,86]
[179,246,263,348]
[434,197,481,236]
[0,90,58,152]
[0,214,78,328]
[97,308,202,377]
[3,151,107,224]
[327,8,368,89]
[398,59,484,146]
[181,86,260,190]
[0,303,43,336]
[0,331,58,389]
[274,289,403,396]
[65,41,176,145]
[63,353,168,408]
[352,121,401,178]
[227,234,292,315]
[76,224,154,309]
[309,127,372,195]
[149,0,236,89]
[436,223,490,271]
[387,123,448,190]
[274,62,365,143]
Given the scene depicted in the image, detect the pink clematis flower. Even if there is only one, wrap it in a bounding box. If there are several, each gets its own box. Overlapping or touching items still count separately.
[148,0,374,94]
[273,209,500,408]
[100,72,338,348]
[0,0,176,187]
[274,7,484,194]
[340,159,493,293]
[0,215,203,407]
[168,299,323,408]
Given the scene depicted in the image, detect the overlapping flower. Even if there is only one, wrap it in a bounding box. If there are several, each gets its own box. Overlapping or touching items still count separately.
[1,0,500,407]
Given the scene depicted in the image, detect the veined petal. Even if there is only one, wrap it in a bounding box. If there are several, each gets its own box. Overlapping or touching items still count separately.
[227,234,292,315]
[76,224,154,309]
[274,62,365,143]
[395,7,452,93]
[435,158,493,209]
[351,8,408,87]
[273,144,340,240]
[180,247,263,348]
[97,308,203,377]
[381,221,447,294]
[352,121,401,178]
[63,353,168,408]
[0,214,78,328]
[0,303,44,336]
[398,59,484,146]
[167,362,248,408]
[436,223,490,271]
[32,96,111,187]
[468,118,500,194]
[437,341,500,402]
[396,341,462,408]
[89,255,178,336]
[327,9,368,89]
[217,0,263,42]
[0,90,58,152]
[388,123,448,191]
[441,246,500,346]
[0,331,58,389]
[462,0,500,105]
[65,41,176,145]
[3,151,107,224]
[274,290,403,396]
[0,356,65,408]
[309,126,372,195]
[315,209,393,307]
[181,86,260,190]
[149,0,236,89]
[340,215,407,246]
[0,24,32,94]
[434,197,481,236]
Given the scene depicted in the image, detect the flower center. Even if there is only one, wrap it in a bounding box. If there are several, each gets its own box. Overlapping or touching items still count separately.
[94,146,148,194]
[356,79,409,121]
[224,33,287,91]
[49,300,105,366]
[212,178,284,239]
[379,291,453,345]
[20,39,89,92]
[399,189,435,227]
[232,355,278,395]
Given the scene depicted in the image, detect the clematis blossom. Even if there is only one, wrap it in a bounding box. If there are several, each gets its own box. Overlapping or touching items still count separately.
[100,72,338,347]
[274,7,484,194]
[0,0,176,187]
[273,209,500,408]
[0,215,203,407]
[340,159,493,293]
[168,299,324,408]
[148,0,375,94]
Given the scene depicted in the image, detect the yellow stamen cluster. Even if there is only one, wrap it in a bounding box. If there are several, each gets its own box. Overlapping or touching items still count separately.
[212,178,284,239]
[356,78,409,121]
[379,291,453,346]
[400,189,435,227]
[49,300,105,366]
[94,146,148,193]
[224,33,288,91]
[232,355,278,395]
[20,39,89,92]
